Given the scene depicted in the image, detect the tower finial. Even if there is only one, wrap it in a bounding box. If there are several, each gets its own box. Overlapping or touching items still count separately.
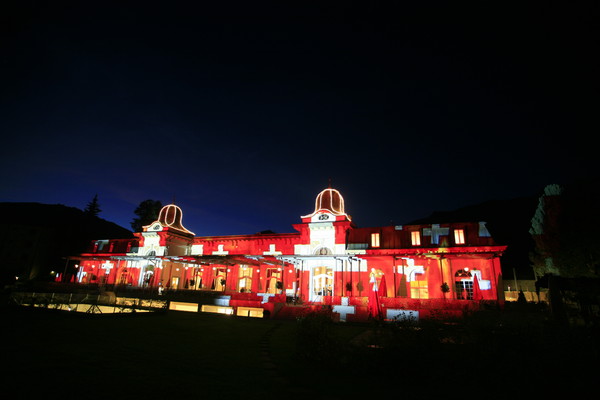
[328,177,332,188]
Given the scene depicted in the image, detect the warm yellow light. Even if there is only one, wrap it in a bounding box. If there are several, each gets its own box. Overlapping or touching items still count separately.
[454,229,465,244]
[301,187,351,220]
[371,233,380,247]
[411,231,421,246]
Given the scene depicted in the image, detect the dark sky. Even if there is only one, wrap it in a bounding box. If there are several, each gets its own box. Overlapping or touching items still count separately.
[1,1,597,236]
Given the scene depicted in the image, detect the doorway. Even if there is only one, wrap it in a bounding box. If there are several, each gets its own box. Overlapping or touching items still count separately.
[171,276,179,289]
[311,266,333,302]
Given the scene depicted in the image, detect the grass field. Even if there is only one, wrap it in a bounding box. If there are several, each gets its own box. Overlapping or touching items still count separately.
[1,304,597,399]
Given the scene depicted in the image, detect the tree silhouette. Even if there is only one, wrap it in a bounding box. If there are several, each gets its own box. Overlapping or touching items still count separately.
[131,199,163,232]
[83,194,101,217]
[530,180,600,278]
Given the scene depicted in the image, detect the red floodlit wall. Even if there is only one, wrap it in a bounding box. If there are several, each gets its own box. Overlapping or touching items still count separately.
[70,194,508,321]
[193,232,302,255]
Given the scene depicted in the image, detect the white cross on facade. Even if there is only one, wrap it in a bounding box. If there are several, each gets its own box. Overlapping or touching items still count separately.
[400,258,425,282]
[423,224,450,244]
[212,244,229,255]
[257,293,276,304]
[263,244,282,256]
[101,261,113,271]
[333,304,355,322]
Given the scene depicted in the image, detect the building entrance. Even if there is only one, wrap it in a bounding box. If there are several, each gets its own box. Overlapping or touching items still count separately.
[310,266,333,302]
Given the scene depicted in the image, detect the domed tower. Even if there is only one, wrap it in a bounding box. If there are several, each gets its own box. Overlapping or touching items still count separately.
[294,186,355,302]
[294,186,353,258]
[301,187,351,223]
[156,204,194,234]
[136,203,195,258]
[142,203,194,235]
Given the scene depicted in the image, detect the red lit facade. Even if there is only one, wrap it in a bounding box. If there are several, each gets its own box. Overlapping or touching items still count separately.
[67,187,506,321]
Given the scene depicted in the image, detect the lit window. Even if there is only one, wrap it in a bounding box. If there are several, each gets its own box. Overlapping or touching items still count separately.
[266,268,282,294]
[238,266,252,293]
[454,229,465,245]
[410,279,429,299]
[371,233,380,248]
[411,231,421,246]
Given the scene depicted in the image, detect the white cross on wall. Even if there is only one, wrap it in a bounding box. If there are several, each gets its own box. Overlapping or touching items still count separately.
[400,258,425,282]
[423,224,450,244]
[101,261,113,270]
[212,244,229,255]
[263,244,282,256]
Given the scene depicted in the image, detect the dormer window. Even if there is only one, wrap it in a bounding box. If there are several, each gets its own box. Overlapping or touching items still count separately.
[454,229,465,245]
[371,233,380,248]
[411,231,421,246]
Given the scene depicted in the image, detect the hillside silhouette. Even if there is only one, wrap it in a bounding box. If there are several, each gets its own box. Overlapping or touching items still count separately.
[0,202,132,284]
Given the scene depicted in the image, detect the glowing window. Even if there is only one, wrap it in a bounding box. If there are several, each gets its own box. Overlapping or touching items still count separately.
[266,268,281,294]
[371,233,380,248]
[238,266,252,293]
[454,229,465,245]
[411,231,421,246]
[455,281,473,300]
[410,280,429,299]
[213,268,227,291]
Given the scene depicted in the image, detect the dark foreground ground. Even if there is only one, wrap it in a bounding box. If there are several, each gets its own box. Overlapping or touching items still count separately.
[1,302,597,400]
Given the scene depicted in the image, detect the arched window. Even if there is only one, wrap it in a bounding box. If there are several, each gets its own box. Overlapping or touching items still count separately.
[315,247,332,255]
[455,269,473,300]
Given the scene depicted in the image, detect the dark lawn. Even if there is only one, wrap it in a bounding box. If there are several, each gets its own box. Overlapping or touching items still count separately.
[1,308,298,399]
[1,304,597,399]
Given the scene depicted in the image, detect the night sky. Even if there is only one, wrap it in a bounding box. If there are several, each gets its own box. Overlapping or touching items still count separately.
[1,2,597,236]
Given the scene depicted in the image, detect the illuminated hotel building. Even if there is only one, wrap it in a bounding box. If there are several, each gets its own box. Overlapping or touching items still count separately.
[67,187,506,321]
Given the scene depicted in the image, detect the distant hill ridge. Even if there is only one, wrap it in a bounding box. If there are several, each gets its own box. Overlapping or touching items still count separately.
[0,202,132,238]
[0,202,133,283]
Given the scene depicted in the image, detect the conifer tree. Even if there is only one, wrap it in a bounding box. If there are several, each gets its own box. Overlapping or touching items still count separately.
[83,194,101,217]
